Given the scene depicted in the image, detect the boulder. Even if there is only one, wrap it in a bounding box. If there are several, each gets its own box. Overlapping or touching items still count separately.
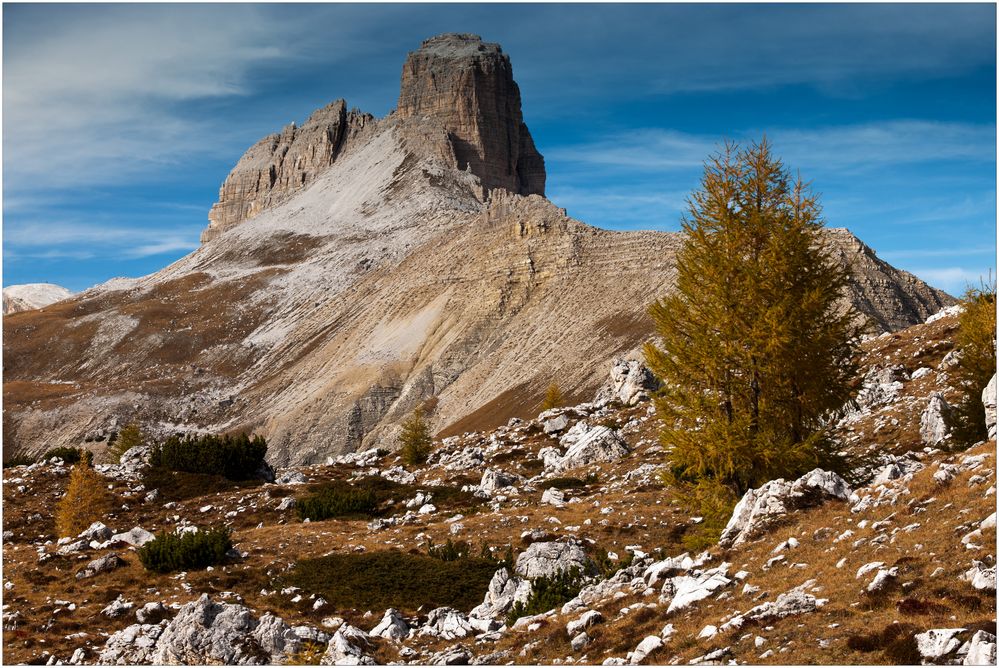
[984,374,997,441]
[98,623,166,664]
[719,469,851,548]
[478,469,519,495]
[566,610,603,637]
[275,470,307,485]
[76,553,126,580]
[541,487,566,507]
[147,594,301,664]
[743,589,821,621]
[595,359,660,406]
[470,568,532,620]
[920,393,954,446]
[628,635,663,664]
[964,630,997,666]
[320,624,375,665]
[102,595,134,619]
[119,446,153,477]
[419,608,474,640]
[916,628,965,661]
[135,602,170,625]
[110,526,156,547]
[665,566,731,614]
[428,644,473,665]
[542,414,571,434]
[549,426,629,473]
[77,521,113,543]
[961,561,996,593]
[515,541,594,580]
[370,609,409,640]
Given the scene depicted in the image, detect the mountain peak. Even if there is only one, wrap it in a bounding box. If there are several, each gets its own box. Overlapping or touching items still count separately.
[397,33,546,198]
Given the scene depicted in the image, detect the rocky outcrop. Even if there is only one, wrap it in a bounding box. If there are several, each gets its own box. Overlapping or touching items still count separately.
[470,568,532,620]
[544,424,630,473]
[397,33,545,198]
[595,359,660,406]
[920,392,954,446]
[202,100,374,242]
[99,595,303,665]
[515,541,593,580]
[719,469,851,548]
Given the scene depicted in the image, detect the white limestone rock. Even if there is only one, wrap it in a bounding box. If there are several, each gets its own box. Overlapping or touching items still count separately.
[470,568,532,620]
[983,374,997,441]
[515,541,593,580]
[370,608,409,640]
[719,469,851,548]
[920,393,954,446]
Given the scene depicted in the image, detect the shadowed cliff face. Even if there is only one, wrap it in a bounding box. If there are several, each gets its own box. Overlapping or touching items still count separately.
[3,33,954,465]
[396,33,546,198]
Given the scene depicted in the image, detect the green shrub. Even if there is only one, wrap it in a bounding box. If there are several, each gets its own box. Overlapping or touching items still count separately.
[150,432,266,480]
[285,551,496,613]
[42,446,83,464]
[506,567,585,625]
[544,473,598,490]
[297,486,378,521]
[594,549,634,578]
[426,538,471,562]
[142,467,262,502]
[138,526,232,573]
[2,452,35,468]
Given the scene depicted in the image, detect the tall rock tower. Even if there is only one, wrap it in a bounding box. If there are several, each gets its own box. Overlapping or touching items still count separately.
[397,33,546,197]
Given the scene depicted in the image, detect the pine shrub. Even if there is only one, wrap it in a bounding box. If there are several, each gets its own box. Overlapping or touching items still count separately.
[150,432,267,480]
[42,446,83,464]
[426,538,471,562]
[506,567,585,625]
[138,526,232,573]
[296,485,378,521]
[55,459,113,538]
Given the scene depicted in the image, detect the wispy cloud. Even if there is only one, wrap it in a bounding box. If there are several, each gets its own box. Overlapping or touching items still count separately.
[548,121,995,175]
[909,267,994,295]
[4,219,203,261]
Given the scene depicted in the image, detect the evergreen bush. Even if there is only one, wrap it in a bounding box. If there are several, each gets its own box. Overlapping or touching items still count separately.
[42,446,83,464]
[138,526,232,573]
[150,432,267,480]
[506,566,585,625]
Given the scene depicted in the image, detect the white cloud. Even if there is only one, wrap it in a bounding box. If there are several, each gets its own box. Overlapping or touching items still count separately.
[909,267,994,295]
[547,121,995,176]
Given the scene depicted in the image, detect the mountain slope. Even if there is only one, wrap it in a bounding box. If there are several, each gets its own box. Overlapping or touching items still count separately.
[2,34,954,465]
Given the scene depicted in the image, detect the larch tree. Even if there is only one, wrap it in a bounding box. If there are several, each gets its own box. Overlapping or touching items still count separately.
[399,406,433,466]
[644,138,862,539]
[952,278,997,445]
[540,383,565,412]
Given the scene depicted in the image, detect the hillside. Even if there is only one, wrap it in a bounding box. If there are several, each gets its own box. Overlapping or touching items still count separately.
[2,33,953,467]
[2,309,994,665]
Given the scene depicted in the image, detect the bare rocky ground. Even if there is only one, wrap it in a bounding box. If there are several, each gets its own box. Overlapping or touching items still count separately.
[2,309,995,665]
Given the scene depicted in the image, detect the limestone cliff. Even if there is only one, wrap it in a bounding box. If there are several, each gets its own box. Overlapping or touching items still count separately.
[202,100,374,242]
[397,33,546,198]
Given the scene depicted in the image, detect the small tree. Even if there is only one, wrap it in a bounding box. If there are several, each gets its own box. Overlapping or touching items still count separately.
[109,422,144,463]
[952,278,997,445]
[55,456,113,538]
[540,383,565,412]
[399,406,432,466]
[645,138,862,542]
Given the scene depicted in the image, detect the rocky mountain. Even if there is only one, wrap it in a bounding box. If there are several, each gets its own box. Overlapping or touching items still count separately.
[2,283,73,315]
[2,33,953,466]
[2,310,995,666]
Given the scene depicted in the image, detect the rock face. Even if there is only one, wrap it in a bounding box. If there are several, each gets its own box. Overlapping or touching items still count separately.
[920,392,954,446]
[2,283,73,314]
[202,100,374,242]
[397,33,545,198]
[719,469,852,548]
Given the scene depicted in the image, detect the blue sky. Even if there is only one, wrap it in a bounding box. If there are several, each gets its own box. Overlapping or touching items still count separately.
[3,3,996,295]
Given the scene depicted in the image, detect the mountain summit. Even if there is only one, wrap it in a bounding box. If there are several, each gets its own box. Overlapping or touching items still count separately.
[3,34,952,465]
